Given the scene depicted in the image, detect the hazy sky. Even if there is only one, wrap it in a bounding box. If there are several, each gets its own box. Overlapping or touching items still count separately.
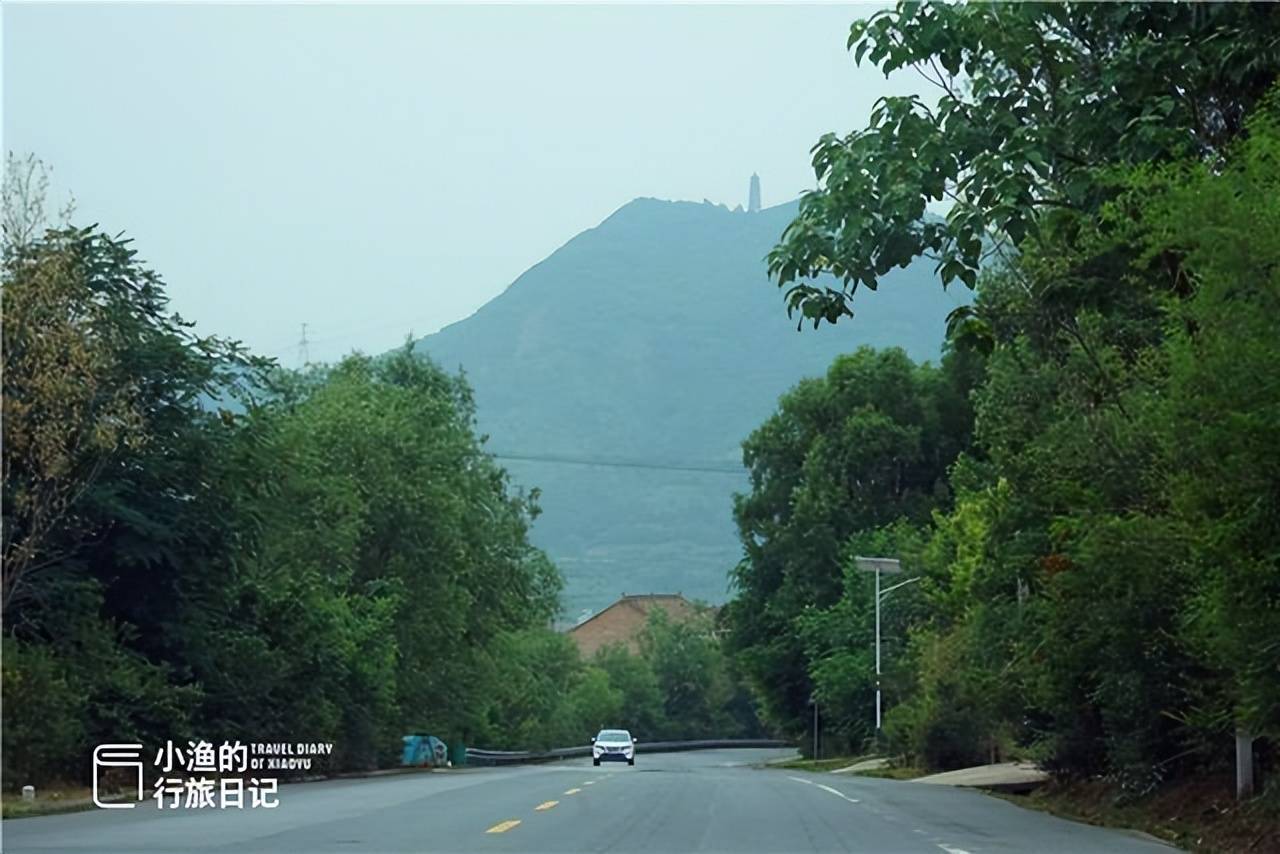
[4,2,924,364]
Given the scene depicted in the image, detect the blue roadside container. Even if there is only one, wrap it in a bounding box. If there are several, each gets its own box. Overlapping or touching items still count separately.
[400,735,429,767]
[402,735,449,767]
[426,736,448,766]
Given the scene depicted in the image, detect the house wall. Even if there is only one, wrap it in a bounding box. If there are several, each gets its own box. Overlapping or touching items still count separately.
[567,595,695,658]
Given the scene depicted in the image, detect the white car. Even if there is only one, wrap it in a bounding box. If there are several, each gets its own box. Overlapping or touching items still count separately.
[591,729,636,766]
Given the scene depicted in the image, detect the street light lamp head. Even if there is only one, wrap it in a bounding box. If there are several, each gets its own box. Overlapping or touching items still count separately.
[854,556,902,575]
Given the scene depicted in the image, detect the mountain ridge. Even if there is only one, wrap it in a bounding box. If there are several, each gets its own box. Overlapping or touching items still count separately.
[411,194,969,614]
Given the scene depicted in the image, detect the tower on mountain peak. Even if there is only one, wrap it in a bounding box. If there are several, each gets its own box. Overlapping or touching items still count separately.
[748,173,761,213]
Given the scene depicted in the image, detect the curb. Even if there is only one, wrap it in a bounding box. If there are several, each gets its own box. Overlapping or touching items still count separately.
[1122,829,1180,849]
[284,765,456,785]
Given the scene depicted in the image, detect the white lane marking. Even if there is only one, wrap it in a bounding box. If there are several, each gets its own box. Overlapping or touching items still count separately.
[938,846,972,854]
[814,783,860,804]
[788,776,862,805]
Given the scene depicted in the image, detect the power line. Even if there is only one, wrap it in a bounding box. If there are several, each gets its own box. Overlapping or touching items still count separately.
[487,451,745,476]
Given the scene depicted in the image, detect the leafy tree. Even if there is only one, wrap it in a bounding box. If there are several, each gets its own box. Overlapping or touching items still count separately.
[0,223,146,612]
[639,608,735,739]
[2,167,271,778]
[594,643,669,740]
[219,350,562,763]
[768,2,1280,328]
[1131,91,1280,748]
[739,2,1280,794]
[727,346,978,739]
[741,51,1280,793]
[0,636,86,784]
[564,668,624,741]
[482,628,587,750]
[1,197,569,780]
[795,522,930,756]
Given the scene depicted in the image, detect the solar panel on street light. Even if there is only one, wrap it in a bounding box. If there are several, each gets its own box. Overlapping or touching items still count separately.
[854,556,902,574]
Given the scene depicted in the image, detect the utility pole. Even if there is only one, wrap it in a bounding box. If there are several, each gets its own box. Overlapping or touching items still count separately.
[297,322,311,367]
[1237,729,1255,800]
[810,693,819,760]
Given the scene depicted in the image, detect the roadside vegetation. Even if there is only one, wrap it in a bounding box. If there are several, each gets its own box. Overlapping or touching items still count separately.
[0,785,130,820]
[0,163,757,792]
[726,2,1280,839]
[1013,776,1280,854]
[768,756,875,773]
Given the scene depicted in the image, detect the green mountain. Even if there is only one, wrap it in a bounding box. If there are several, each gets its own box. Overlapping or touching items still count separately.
[412,197,969,617]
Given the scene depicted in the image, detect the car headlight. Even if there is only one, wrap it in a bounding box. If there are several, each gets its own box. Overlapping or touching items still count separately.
[593,745,603,755]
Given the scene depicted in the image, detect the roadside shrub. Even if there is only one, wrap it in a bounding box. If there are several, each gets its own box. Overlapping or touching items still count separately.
[1,637,87,786]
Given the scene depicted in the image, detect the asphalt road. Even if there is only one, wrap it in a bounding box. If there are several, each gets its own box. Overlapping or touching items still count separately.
[2,748,1176,854]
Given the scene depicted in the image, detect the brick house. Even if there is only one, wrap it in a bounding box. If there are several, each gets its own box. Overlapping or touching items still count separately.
[566,593,697,659]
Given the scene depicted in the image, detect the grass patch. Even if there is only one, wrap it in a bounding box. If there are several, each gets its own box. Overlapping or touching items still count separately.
[1,785,134,819]
[768,755,868,772]
[850,764,927,781]
[766,755,927,779]
[1001,773,1280,854]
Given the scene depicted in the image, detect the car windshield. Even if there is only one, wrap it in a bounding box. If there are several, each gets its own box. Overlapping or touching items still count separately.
[597,731,630,742]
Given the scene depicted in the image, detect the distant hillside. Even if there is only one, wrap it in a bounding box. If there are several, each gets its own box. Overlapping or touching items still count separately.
[413,197,969,617]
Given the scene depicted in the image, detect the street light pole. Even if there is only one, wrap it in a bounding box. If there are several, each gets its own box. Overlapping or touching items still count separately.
[855,557,919,733]
[874,564,881,730]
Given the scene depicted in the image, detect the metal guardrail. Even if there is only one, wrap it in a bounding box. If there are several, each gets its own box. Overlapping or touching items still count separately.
[465,738,790,766]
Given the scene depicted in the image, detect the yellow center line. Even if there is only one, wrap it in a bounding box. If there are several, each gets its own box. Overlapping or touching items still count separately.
[564,787,582,795]
[535,800,559,811]
[485,820,521,834]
